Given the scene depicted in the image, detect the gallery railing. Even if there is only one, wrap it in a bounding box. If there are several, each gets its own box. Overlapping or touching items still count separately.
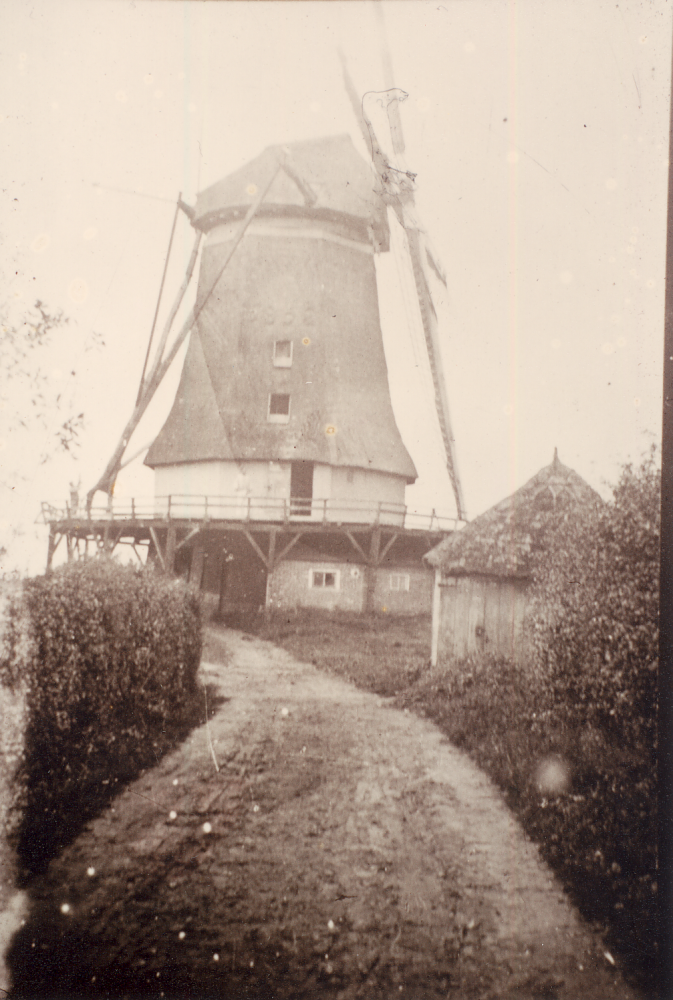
[41,495,463,533]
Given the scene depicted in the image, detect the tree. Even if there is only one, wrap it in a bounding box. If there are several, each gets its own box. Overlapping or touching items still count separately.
[0,293,103,568]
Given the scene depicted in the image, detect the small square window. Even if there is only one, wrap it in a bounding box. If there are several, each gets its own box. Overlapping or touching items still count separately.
[273,340,293,367]
[389,573,410,592]
[268,393,290,423]
[309,568,340,590]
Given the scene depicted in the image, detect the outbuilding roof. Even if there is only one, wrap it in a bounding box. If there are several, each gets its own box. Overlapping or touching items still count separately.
[424,450,602,577]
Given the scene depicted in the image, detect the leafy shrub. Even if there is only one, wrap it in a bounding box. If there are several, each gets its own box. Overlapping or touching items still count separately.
[529,448,659,753]
[525,449,660,986]
[401,651,657,990]
[0,558,202,877]
[399,452,660,990]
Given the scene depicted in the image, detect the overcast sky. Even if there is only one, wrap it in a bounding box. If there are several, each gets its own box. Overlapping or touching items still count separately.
[1,0,670,573]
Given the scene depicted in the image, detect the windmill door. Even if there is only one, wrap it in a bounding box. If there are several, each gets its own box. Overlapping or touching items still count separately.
[290,461,314,517]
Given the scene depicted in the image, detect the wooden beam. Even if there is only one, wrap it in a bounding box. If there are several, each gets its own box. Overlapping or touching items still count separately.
[241,529,270,569]
[46,525,61,572]
[165,524,177,574]
[175,526,202,552]
[275,532,304,564]
[106,526,124,553]
[189,546,204,589]
[368,526,382,565]
[345,530,368,563]
[86,160,283,509]
[267,529,278,571]
[364,527,382,614]
[378,532,400,566]
[264,530,278,616]
[149,525,166,572]
[135,195,184,406]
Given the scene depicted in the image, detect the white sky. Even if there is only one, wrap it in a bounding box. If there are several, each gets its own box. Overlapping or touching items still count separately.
[1,0,670,574]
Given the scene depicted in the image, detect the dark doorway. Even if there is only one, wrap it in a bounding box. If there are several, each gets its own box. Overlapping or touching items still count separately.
[290,460,314,516]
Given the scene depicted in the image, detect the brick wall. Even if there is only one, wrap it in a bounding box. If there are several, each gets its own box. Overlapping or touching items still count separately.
[268,559,365,612]
[268,559,434,615]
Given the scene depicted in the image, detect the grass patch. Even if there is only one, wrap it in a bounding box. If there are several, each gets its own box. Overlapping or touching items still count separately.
[248,609,657,994]
[251,608,431,697]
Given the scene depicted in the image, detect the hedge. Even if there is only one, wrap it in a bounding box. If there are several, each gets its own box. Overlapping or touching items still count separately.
[399,452,660,991]
[0,559,202,878]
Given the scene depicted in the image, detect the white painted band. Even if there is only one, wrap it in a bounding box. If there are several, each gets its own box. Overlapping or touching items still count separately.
[206,220,374,256]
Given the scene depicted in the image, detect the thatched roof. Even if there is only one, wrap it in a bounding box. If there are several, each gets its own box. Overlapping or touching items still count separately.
[424,451,602,578]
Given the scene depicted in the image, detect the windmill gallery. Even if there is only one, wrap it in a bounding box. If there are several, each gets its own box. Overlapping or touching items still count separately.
[41,99,476,623]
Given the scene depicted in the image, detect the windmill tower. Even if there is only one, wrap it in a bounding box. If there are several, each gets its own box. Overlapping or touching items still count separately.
[144,135,417,520]
[43,88,465,621]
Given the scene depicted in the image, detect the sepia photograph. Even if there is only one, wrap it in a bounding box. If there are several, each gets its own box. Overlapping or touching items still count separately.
[0,1,667,997]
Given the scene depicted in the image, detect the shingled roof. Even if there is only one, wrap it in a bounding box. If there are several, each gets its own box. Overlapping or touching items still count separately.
[424,451,602,578]
[192,134,389,249]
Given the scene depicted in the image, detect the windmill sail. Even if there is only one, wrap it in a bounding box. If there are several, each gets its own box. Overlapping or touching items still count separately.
[340,53,466,521]
[86,162,282,508]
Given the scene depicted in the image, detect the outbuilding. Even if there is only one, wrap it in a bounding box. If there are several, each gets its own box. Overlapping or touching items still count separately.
[425,451,601,666]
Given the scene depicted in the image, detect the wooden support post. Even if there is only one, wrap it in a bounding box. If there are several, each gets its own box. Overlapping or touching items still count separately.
[106,527,123,555]
[431,568,441,668]
[364,526,381,614]
[149,526,166,572]
[165,524,177,575]
[344,530,368,563]
[46,524,58,573]
[379,532,399,565]
[189,545,204,589]
[217,551,229,618]
[264,529,278,616]
[176,526,201,552]
[241,529,270,569]
[276,532,304,563]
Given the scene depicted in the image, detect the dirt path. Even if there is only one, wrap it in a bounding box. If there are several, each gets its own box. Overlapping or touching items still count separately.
[8,628,642,999]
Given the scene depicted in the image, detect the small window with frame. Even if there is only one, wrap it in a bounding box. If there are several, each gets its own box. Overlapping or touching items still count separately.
[268,393,290,423]
[273,339,293,367]
[309,568,340,590]
[389,573,410,592]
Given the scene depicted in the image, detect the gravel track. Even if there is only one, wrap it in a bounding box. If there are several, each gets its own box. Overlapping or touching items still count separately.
[6,628,642,998]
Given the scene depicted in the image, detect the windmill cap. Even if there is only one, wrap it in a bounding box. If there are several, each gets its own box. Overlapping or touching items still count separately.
[192,134,389,249]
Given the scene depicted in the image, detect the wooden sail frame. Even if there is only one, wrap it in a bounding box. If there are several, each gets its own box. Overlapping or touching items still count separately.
[339,40,467,521]
[85,157,286,510]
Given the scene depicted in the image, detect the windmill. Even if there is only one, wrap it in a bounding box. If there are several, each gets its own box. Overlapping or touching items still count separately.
[43,36,466,620]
